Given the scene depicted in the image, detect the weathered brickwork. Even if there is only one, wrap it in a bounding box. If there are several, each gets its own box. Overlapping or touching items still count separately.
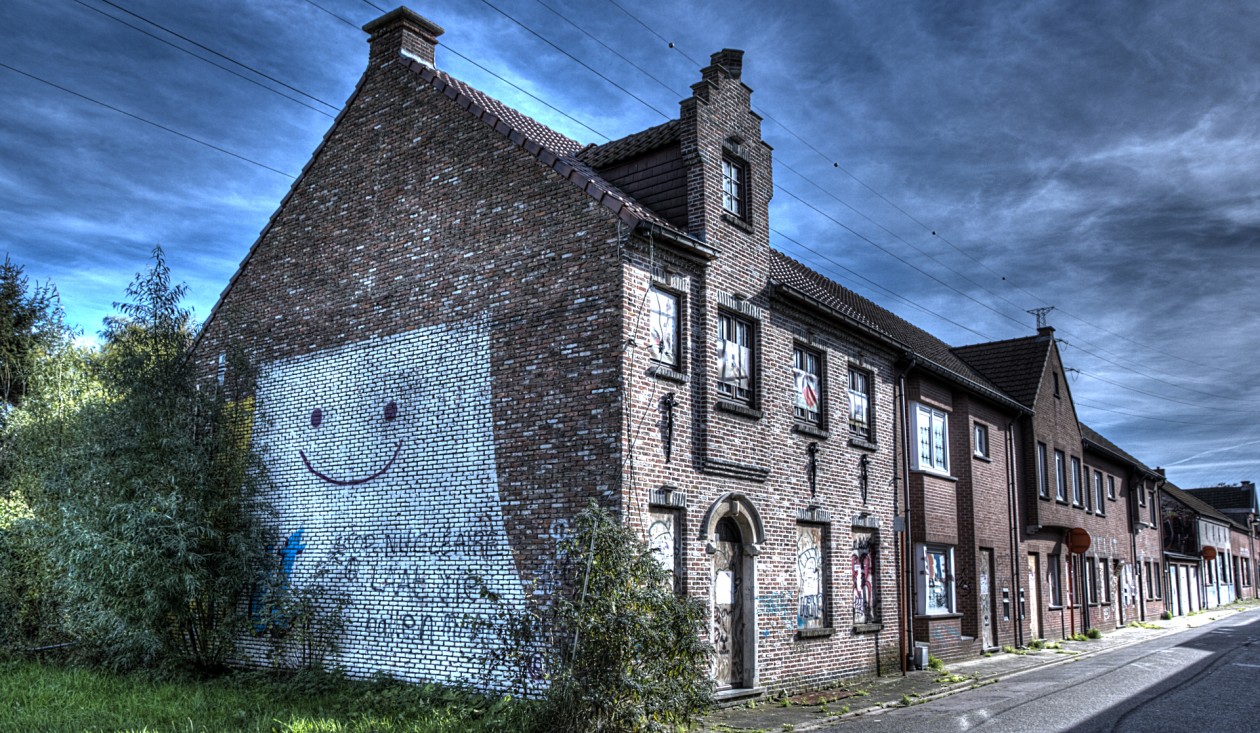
[192,4,1240,692]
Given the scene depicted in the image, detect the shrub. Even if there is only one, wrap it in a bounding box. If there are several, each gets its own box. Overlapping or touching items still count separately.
[475,502,712,733]
[1085,628,1102,640]
[927,655,945,671]
[1160,610,1173,620]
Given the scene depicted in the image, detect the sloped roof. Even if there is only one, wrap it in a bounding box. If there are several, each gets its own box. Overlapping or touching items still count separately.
[952,335,1051,408]
[399,59,673,231]
[577,120,682,169]
[1079,422,1158,476]
[770,251,1024,410]
[1185,485,1255,512]
[1162,481,1231,524]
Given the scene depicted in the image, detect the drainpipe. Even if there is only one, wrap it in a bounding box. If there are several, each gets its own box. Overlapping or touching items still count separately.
[1129,470,1142,622]
[1004,416,1023,646]
[896,357,917,674]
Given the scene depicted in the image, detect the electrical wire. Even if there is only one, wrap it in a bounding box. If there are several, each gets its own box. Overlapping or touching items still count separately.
[72,0,334,118]
[0,60,295,178]
[93,0,340,111]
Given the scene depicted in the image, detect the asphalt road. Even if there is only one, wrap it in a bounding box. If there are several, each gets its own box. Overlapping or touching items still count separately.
[824,614,1260,733]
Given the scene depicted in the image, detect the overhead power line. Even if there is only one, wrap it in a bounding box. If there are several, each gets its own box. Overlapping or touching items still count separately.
[0,60,295,178]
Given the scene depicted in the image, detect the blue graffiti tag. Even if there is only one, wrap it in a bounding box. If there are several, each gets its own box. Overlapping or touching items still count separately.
[251,528,306,634]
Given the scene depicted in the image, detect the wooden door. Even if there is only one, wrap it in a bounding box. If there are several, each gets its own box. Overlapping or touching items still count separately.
[712,517,744,688]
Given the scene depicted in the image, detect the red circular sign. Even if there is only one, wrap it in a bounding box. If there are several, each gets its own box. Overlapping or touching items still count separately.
[1202,546,1218,560]
[1067,527,1091,554]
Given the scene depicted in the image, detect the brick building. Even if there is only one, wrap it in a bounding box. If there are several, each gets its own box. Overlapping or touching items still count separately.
[194,3,1229,693]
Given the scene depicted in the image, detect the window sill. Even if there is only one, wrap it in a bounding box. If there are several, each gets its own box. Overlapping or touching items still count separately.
[915,612,963,620]
[796,627,835,640]
[852,623,883,634]
[647,364,687,383]
[973,453,992,463]
[721,212,754,233]
[793,422,829,439]
[911,469,958,482]
[849,436,879,452]
[715,399,763,420]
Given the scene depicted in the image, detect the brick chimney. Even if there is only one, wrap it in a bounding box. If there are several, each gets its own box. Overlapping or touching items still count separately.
[363,6,444,69]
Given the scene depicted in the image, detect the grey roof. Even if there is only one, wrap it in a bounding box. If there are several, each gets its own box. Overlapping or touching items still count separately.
[1080,423,1158,476]
[770,251,1024,410]
[952,335,1052,408]
[577,120,681,169]
[1162,481,1232,524]
[1185,485,1256,512]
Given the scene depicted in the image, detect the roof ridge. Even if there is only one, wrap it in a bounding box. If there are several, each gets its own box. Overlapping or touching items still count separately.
[954,333,1048,352]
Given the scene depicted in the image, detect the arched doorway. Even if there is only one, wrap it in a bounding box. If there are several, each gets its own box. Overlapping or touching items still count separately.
[701,493,765,691]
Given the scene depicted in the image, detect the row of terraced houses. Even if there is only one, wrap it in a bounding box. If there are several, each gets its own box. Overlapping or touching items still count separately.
[194,7,1260,698]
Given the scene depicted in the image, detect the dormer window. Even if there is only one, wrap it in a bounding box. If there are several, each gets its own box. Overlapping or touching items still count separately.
[721,156,747,219]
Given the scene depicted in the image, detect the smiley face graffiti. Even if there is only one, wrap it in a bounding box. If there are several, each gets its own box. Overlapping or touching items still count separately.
[300,399,403,485]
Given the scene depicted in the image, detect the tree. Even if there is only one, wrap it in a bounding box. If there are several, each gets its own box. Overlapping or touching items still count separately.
[7,246,274,669]
[0,255,57,411]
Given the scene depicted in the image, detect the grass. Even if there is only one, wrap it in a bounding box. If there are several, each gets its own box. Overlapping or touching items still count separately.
[0,659,519,733]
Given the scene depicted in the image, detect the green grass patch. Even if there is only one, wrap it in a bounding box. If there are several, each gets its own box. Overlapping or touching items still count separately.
[0,660,519,733]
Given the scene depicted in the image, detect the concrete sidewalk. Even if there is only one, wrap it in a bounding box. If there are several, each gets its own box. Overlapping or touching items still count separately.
[702,601,1260,732]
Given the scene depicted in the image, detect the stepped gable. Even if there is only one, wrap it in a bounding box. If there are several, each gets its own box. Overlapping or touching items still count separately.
[396,58,672,231]
[952,333,1053,409]
[770,250,1018,407]
[577,120,682,169]
[1080,422,1157,474]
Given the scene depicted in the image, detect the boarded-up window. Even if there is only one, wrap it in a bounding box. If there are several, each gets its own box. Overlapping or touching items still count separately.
[796,525,825,629]
[648,287,679,367]
[716,313,753,402]
[852,530,878,625]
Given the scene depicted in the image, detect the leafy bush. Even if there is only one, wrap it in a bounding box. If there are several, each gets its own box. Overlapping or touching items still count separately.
[1085,628,1102,639]
[1160,610,1173,620]
[475,503,712,732]
[5,248,275,671]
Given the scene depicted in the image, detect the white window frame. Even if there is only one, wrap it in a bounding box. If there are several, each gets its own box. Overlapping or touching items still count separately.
[1037,442,1049,499]
[912,403,950,475]
[793,345,822,424]
[973,422,990,459]
[1094,471,1106,516]
[848,367,872,439]
[1071,456,1084,506]
[1107,475,1116,501]
[918,543,955,615]
[1054,450,1067,502]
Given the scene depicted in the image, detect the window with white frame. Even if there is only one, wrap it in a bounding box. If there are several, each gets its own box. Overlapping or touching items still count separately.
[974,422,990,459]
[918,544,955,615]
[913,403,949,474]
[1037,442,1049,499]
[1054,450,1067,502]
[1094,471,1106,515]
[1148,492,1157,525]
[1071,457,1084,506]
[721,156,746,219]
[648,287,679,368]
[716,312,753,402]
[793,346,822,424]
[1048,553,1063,606]
[848,368,872,439]
[1107,475,1116,501]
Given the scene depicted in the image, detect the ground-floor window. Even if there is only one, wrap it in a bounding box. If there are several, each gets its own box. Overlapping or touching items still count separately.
[647,508,680,592]
[796,524,826,629]
[1152,561,1162,598]
[1048,553,1063,606]
[918,544,955,614]
[852,529,879,625]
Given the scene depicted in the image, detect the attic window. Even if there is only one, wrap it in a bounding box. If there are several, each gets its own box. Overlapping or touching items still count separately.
[721,156,747,219]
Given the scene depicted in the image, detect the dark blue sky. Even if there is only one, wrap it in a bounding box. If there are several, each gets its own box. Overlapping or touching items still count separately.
[3,0,1258,488]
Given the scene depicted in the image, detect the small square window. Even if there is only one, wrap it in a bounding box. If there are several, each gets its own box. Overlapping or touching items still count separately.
[974,423,990,459]
[848,368,872,439]
[716,312,753,402]
[721,156,747,219]
[793,346,822,424]
[648,287,679,368]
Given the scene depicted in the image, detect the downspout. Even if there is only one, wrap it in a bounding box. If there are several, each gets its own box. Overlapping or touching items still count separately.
[1130,470,1143,622]
[1004,416,1023,646]
[896,356,918,674]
